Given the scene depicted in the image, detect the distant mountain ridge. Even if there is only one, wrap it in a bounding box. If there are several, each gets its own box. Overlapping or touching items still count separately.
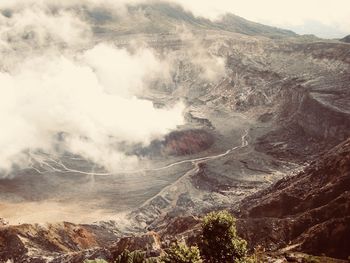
[340,35,350,43]
[216,13,296,38]
[90,2,297,38]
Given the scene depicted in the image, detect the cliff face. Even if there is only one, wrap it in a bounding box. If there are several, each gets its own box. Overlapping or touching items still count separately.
[297,92,350,141]
[276,80,350,142]
[237,138,350,259]
[254,59,350,161]
[277,42,350,143]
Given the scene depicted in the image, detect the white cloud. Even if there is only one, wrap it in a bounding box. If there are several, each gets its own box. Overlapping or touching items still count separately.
[0,44,184,173]
[0,6,90,48]
[174,27,226,82]
[82,44,171,97]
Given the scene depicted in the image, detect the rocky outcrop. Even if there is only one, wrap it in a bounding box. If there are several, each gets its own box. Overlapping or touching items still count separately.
[257,77,350,161]
[0,222,118,262]
[297,92,350,141]
[135,129,214,157]
[0,218,8,226]
[160,129,215,156]
[110,232,162,259]
[237,138,350,259]
[0,223,165,262]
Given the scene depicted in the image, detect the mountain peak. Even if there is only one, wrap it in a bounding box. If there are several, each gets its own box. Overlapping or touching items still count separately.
[340,35,350,43]
[91,1,296,38]
[216,13,296,38]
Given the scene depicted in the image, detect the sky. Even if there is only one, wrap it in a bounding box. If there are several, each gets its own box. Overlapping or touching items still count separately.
[173,0,350,38]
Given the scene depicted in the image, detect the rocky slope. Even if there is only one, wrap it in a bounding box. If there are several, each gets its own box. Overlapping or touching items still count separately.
[151,137,350,261]
[130,30,350,228]
[237,138,350,259]
[1,136,348,262]
[0,221,163,262]
[0,222,117,262]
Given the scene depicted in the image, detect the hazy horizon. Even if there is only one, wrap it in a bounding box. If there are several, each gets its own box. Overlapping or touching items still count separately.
[1,0,349,38]
[172,0,350,38]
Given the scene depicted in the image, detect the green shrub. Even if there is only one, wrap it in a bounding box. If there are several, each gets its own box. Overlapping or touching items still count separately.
[161,241,202,263]
[115,250,146,263]
[304,255,320,263]
[115,250,158,263]
[201,210,248,263]
[84,259,108,263]
[233,256,260,263]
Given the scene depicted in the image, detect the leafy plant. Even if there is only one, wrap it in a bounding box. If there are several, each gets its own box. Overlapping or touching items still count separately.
[115,250,146,263]
[304,255,320,263]
[161,241,202,263]
[84,259,108,263]
[201,210,248,263]
[115,250,158,263]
